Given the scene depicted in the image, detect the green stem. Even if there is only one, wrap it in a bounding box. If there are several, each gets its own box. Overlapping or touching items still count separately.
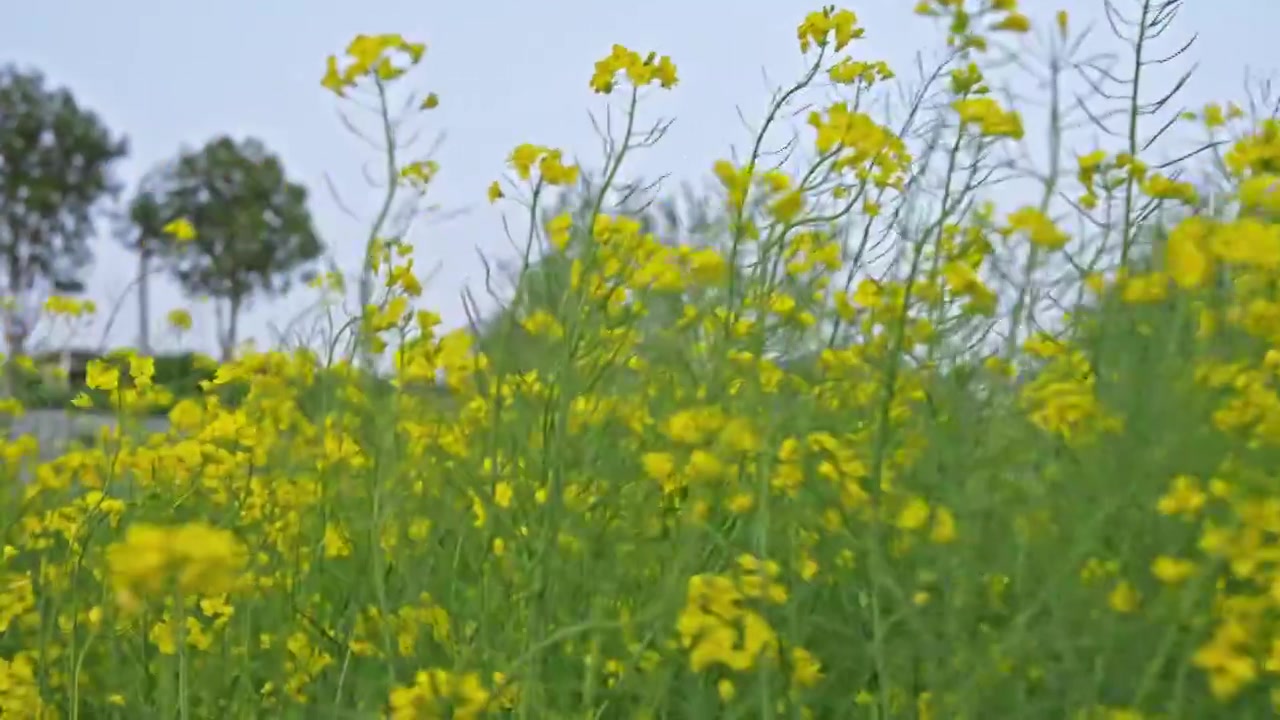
[174,588,189,720]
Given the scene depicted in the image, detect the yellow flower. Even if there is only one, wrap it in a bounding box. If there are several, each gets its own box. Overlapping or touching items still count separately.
[992,12,1031,33]
[930,507,957,544]
[769,191,805,222]
[421,92,439,110]
[1194,622,1257,699]
[1107,580,1140,613]
[323,524,352,558]
[790,647,824,688]
[685,248,728,285]
[1005,206,1069,249]
[162,217,196,241]
[1165,216,1214,289]
[506,144,579,186]
[896,497,931,531]
[1157,475,1207,517]
[167,308,193,330]
[389,669,494,720]
[85,359,119,391]
[321,55,345,95]
[1239,174,1280,213]
[1201,103,1227,129]
[487,180,504,203]
[641,452,678,490]
[493,481,514,509]
[1151,556,1196,584]
[590,44,679,94]
[129,354,155,389]
[717,678,736,702]
[797,8,864,53]
[954,97,1024,139]
[544,213,572,250]
[324,33,427,95]
[1142,173,1198,205]
[107,522,247,606]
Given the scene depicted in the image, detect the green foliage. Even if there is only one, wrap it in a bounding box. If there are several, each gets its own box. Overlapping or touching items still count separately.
[0,65,128,330]
[145,136,324,356]
[149,351,215,396]
[8,366,77,410]
[119,175,169,256]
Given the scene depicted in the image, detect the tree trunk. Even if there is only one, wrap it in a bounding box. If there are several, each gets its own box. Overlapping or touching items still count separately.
[137,248,151,355]
[220,295,242,362]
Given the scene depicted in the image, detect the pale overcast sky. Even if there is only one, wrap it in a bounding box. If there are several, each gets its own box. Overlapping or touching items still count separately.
[2,1,1275,357]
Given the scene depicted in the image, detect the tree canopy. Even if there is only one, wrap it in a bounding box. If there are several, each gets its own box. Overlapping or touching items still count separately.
[0,65,128,351]
[144,136,323,358]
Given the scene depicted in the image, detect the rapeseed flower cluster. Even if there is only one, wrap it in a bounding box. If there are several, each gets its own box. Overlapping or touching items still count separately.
[589,43,678,95]
[106,522,247,608]
[676,555,787,674]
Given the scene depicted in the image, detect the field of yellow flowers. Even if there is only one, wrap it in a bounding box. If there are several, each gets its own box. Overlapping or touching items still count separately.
[5,2,1280,718]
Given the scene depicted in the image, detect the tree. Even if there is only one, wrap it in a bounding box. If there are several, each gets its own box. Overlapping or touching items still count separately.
[0,65,128,356]
[117,170,169,355]
[147,137,323,360]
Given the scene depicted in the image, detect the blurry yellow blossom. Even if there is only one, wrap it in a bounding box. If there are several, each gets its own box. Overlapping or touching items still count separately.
[107,522,247,608]
[167,308,193,330]
[163,217,196,242]
[85,359,119,391]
